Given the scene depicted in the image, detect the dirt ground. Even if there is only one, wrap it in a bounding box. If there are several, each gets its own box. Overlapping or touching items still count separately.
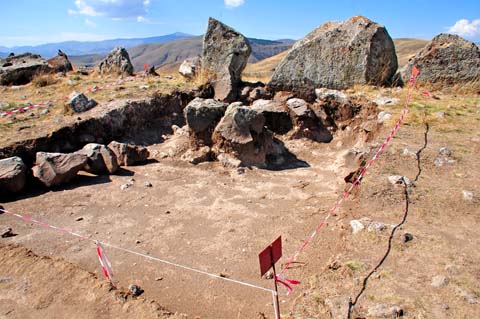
[1,85,479,318]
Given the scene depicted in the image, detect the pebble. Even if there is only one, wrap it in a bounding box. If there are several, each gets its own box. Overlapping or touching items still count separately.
[155,277,163,281]
[462,190,474,201]
[75,217,84,222]
[120,183,131,190]
[367,221,386,232]
[40,109,50,115]
[367,304,403,317]
[144,181,153,187]
[431,275,449,288]
[350,220,364,234]
[377,111,393,124]
[388,175,412,186]
[128,284,144,296]
[401,233,414,243]
[455,287,478,304]
[1,227,15,238]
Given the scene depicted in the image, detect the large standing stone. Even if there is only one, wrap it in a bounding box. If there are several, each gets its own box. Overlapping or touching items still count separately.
[202,17,252,102]
[107,141,149,166]
[77,143,119,174]
[0,157,27,193]
[184,97,227,146]
[47,50,73,74]
[269,16,398,94]
[98,47,134,76]
[0,53,51,85]
[400,33,480,85]
[32,152,88,187]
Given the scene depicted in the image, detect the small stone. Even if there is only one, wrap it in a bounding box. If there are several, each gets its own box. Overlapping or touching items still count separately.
[40,108,50,115]
[75,217,84,222]
[436,111,445,119]
[144,181,153,188]
[139,85,150,90]
[441,303,449,310]
[1,227,15,238]
[263,270,274,280]
[219,272,229,278]
[401,233,414,243]
[431,275,449,288]
[445,264,459,275]
[439,147,452,157]
[377,111,393,124]
[402,148,417,158]
[367,304,403,318]
[120,183,131,190]
[462,190,474,201]
[350,220,364,234]
[155,277,163,281]
[388,175,412,186]
[135,240,141,244]
[367,221,386,232]
[128,284,144,296]
[165,210,171,214]
[455,287,478,304]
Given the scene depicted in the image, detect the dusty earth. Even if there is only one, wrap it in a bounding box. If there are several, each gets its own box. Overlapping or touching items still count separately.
[0,84,479,319]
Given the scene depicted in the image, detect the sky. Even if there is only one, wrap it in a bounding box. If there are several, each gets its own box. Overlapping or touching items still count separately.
[0,0,479,47]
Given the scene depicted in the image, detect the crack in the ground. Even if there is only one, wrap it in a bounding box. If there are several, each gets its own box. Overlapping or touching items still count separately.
[347,120,429,319]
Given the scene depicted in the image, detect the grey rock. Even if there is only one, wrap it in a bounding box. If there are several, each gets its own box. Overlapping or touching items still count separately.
[0,53,52,86]
[377,111,393,124]
[431,275,449,288]
[179,56,201,79]
[367,221,387,232]
[77,143,119,174]
[202,17,251,101]
[269,16,398,94]
[181,146,212,165]
[184,97,227,146]
[66,91,98,113]
[32,152,88,187]
[350,220,365,234]
[98,47,134,76]
[374,97,399,106]
[402,233,414,243]
[388,175,412,186]
[215,103,264,144]
[455,287,478,304]
[1,227,15,238]
[120,183,131,190]
[107,141,149,166]
[367,304,404,318]
[434,147,455,167]
[251,99,292,134]
[144,181,153,187]
[248,86,272,102]
[462,190,474,201]
[128,284,144,296]
[0,156,27,193]
[400,34,480,85]
[40,108,50,115]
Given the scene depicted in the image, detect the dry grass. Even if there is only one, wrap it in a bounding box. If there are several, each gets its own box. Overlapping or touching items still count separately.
[394,38,429,68]
[243,50,288,83]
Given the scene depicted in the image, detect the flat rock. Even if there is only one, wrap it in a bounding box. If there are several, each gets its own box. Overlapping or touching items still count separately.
[32,152,88,187]
[202,17,251,102]
[0,156,27,193]
[66,91,98,113]
[0,53,51,86]
[350,220,365,234]
[184,97,227,146]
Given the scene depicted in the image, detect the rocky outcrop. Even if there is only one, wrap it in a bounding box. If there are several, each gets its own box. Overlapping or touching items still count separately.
[400,33,480,85]
[179,56,202,79]
[0,156,27,193]
[202,18,251,102]
[77,143,119,174]
[47,50,73,74]
[32,152,88,187]
[184,98,227,146]
[0,53,51,86]
[269,16,398,96]
[98,47,134,76]
[107,141,149,166]
[66,92,98,113]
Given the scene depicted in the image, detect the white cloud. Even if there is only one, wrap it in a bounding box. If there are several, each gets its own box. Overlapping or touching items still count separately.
[448,18,480,38]
[67,9,77,15]
[73,0,150,19]
[137,15,149,23]
[85,18,97,28]
[224,0,245,8]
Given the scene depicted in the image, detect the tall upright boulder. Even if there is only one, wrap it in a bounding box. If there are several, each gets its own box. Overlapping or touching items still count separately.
[98,47,134,76]
[400,34,480,85]
[47,50,73,74]
[202,17,251,102]
[269,16,398,96]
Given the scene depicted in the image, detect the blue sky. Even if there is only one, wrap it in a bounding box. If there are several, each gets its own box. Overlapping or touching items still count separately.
[0,0,479,47]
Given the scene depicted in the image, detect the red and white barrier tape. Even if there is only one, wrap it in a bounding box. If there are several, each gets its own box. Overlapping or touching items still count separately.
[0,207,275,295]
[276,67,421,292]
[1,100,56,117]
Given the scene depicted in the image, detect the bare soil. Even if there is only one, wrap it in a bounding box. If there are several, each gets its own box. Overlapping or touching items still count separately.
[1,85,479,319]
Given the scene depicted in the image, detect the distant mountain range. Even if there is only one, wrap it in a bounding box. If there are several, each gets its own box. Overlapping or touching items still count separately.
[0,32,193,58]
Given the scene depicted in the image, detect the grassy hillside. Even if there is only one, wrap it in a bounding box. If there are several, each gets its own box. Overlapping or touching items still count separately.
[394,38,429,67]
